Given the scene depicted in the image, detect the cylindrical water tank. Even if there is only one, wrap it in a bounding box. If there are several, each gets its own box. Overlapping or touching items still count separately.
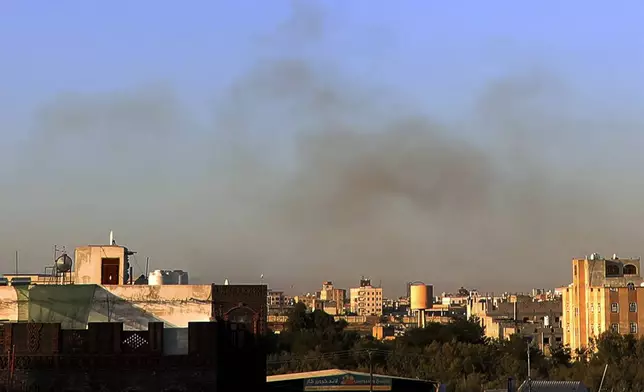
[410,283,430,310]
[175,270,189,285]
[544,315,550,327]
[148,270,164,285]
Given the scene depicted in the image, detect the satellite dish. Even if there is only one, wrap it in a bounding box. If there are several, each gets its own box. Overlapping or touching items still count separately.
[55,254,73,273]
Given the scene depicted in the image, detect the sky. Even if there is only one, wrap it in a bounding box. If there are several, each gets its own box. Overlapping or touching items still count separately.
[1,1,644,296]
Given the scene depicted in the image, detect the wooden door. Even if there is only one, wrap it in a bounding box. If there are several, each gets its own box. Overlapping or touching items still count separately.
[101,258,120,285]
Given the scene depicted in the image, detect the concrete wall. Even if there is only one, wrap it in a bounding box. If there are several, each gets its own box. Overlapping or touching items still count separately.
[75,245,127,285]
[0,286,18,321]
[90,285,213,330]
[163,327,189,355]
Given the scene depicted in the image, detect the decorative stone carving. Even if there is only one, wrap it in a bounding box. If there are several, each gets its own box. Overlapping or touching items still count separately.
[27,323,43,353]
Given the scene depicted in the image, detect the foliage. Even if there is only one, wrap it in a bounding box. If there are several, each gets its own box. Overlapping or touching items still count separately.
[267,306,644,392]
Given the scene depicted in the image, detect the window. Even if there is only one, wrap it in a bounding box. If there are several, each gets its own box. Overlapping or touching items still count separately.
[630,302,637,312]
[590,304,594,311]
[606,264,620,276]
[555,337,562,342]
[631,322,638,334]
[611,324,619,333]
[628,282,636,291]
[543,337,550,345]
[624,264,637,275]
[611,303,619,313]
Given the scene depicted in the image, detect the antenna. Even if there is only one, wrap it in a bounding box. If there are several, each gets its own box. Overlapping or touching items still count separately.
[14,251,18,275]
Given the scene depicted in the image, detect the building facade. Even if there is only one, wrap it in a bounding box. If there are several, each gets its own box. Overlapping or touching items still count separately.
[349,278,383,316]
[563,253,644,353]
[319,281,346,315]
[0,243,267,334]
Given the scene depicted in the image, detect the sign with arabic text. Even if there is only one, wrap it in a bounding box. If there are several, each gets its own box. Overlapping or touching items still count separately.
[303,373,392,391]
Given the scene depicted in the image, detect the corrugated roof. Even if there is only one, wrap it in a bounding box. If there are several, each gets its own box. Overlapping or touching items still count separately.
[267,369,435,383]
[518,380,588,392]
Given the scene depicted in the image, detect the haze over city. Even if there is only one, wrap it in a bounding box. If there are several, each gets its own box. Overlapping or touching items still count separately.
[2,1,644,295]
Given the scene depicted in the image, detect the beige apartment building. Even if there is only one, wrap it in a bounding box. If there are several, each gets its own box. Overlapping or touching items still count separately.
[349,278,383,316]
[563,253,644,353]
[319,281,346,315]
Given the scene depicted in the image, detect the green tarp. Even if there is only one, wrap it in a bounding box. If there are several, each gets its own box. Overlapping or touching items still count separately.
[23,284,97,329]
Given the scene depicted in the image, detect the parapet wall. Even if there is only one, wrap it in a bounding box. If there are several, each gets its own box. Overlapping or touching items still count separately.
[0,321,265,392]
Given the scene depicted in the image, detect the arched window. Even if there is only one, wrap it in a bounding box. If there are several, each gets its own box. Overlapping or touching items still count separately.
[624,264,637,275]
[606,264,620,276]
[628,282,636,291]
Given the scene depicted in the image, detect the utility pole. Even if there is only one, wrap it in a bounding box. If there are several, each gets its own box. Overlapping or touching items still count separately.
[598,364,608,391]
[145,257,150,277]
[527,343,532,392]
[14,251,18,274]
[368,350,374,392]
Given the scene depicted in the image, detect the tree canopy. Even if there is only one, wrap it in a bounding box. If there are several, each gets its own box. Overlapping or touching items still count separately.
[266,306,644,392]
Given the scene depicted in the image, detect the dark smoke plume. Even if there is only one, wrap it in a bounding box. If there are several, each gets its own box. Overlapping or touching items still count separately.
[2,2,644,295]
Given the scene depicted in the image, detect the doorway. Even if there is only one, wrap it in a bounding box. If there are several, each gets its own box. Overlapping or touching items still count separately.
[101,258,120,285]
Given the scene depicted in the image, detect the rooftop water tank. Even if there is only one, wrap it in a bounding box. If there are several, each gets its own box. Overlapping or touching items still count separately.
[174,270,189,285]
[55,254,73,273]
[148,270,164,285]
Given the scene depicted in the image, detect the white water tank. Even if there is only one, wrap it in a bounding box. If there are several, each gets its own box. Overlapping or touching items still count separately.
[544,315,550,327]
[148,270,164,285]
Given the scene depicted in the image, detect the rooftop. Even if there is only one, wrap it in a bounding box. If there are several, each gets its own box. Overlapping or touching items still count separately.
[267,369,437,383]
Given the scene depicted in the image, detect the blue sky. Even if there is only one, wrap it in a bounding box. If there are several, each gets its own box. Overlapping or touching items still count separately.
[1,1,644,292]
[3,1,643,127]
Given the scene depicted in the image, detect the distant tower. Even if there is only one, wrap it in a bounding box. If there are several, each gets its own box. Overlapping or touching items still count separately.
[224,279,229,285]
[410,282,433,328]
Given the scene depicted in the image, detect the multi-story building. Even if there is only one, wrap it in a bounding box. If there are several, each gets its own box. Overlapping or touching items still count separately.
[467,293,563,352]
[294,293,324,311]
[319,281,346,315]
[267,289,286,314]
[563,253,644,353]
[349,278,383,316]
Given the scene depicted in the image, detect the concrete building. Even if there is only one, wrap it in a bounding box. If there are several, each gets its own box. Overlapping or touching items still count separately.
[267,289,287,315]
[75,244,135,285]
[294,293,323,311]
[563,253,644,353]
[349,278,383,316]
[468,294,563,352]
[0,241,268,333]
[319,281,346,315]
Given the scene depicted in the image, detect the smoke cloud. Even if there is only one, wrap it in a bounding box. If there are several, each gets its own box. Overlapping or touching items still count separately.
[2,2,644,295]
